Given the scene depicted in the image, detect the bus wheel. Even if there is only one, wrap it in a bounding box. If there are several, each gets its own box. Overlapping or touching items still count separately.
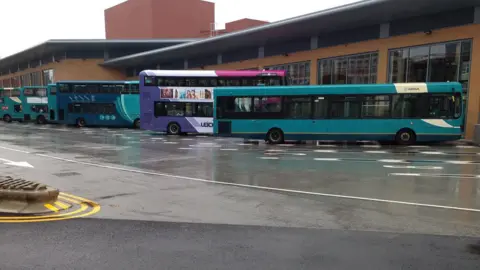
[76,118,86,128]
[167,122,181,135]
[395,129,416,145]
[266,128,284,144]
[36,115,47,125]
[3,114,12,123]
[133,119,141,129]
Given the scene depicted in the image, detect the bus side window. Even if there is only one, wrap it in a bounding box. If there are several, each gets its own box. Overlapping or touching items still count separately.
[209,79,218,87]
[217,78,226,87]
[59,84,71,93]
[154,102,167,117]
[198,78,208,87]
[0,98,3,104]
[155,77,164,86]
[144,76,155,86]
[176,78,187,87]
[226,79,241,86]
[185,78,197,86]
[130,84,139,94]
[163,78,177,86]
[241,78,254,86]
[12,90,21,97]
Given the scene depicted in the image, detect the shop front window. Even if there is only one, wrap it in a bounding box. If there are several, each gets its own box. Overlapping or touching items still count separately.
[318,52,378,85]
[265,61,310,85]
[388,40,471,89]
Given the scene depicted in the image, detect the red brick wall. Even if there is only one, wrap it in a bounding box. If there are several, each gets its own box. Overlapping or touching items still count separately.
[151,0,214,38]
[105,0,154,39]
[105,0,215,39]
[225,19,268,33]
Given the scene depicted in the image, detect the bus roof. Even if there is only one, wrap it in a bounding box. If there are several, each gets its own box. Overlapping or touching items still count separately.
[140,69,287,77]
[56,80,139,84]
[213,82,463,96]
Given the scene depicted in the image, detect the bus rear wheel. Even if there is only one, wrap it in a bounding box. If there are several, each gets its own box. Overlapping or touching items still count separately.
[395,129,416,145]
[76,118,86,128]
[133,119,141,129]
[3,114,12,123]
[167,122,181,135]
[36,115,47,125]
[266,128,284,144]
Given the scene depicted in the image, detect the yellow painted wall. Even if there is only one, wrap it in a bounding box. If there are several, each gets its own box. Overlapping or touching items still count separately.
[0,59,126,84]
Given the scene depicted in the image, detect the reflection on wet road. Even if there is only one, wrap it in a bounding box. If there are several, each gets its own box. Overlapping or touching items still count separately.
[2,122,480,236]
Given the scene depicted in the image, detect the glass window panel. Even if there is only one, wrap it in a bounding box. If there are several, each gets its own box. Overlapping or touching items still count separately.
[253,97,282,113]
[459,40,471,94]
[428,42,461,82]
[362,95,390,118]
[194,103,213,117]
[347,54,370,84]
[389,49,409,83]
[234,97,252,112]
[266,61,310,85]
[332,58,347,84]
[42,69,54,85]
[392,94,429,118]
[370,53,378,83]
[407,46,429,82]
[330,96,360,118]
[313,97,327,118]
[165,102,185,116]
[319,59,332,85]
[284,96,311,119]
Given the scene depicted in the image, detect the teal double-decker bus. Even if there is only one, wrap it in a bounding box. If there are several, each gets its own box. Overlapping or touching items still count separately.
[0,87,24,123]
[213,82,464,145]
[22,86,49,124]
[55,81,140,128]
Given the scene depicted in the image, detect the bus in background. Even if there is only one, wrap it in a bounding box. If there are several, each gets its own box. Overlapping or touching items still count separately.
[22,86,49,124]
[214,82,463,145]
[47,84,58,122]
[139,70,288,135]
[0,87,24,123]
[56,81,140,128]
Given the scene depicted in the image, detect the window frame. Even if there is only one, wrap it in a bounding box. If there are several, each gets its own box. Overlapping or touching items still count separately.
[317,51,379,85]
[265,61,311,85]
[387,39,473,84]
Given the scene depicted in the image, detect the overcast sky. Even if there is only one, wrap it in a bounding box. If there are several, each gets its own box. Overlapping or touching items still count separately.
[0,0,356,58]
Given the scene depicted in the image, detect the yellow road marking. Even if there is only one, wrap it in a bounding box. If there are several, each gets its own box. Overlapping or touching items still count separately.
[0,192,101,223]
[44,204,59,212]
[0,203,88,220]
[54,201,70,210]
[58,194,81,204]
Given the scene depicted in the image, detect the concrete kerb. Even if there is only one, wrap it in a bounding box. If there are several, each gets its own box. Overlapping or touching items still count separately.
[0,176,60,214]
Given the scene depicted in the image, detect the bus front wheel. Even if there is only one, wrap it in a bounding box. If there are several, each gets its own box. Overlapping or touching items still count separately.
[36,115,47,125]
[3,115,12,123]
[76,118,86,128]
[167,122,181,135]
[133,119,141,129]
[395,129,416,145]
[266,128,284,144]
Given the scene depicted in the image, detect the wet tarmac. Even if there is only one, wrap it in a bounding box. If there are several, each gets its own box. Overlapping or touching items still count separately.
[2,122,480,268]
[2,122,480,213]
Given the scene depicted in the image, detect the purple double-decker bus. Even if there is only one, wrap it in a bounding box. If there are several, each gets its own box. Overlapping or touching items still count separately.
[139,70,288,135]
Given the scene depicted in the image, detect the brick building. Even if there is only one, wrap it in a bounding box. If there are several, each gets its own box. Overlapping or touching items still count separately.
[104,0,268,39]
[0,0,479,138]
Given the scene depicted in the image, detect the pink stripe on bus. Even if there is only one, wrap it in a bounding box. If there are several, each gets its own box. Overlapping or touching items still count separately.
[215,70,286,77]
